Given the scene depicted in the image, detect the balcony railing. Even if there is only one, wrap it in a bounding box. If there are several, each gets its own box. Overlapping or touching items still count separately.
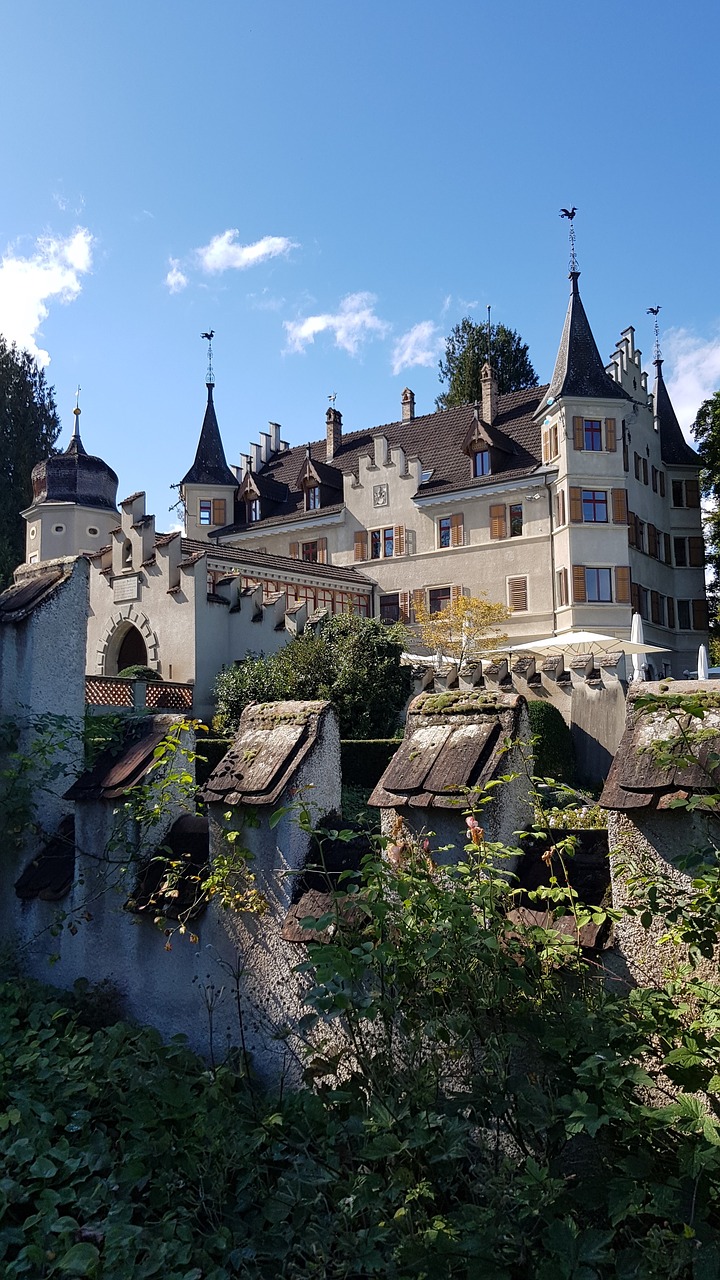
[85,675,193,712]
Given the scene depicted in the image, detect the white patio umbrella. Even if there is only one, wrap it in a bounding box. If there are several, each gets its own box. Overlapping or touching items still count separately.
[630,612,647,683]
[508,628,667,658]
[698,643,710,680]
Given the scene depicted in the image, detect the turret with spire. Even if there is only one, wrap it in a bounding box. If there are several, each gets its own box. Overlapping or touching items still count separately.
[179,334,238,541]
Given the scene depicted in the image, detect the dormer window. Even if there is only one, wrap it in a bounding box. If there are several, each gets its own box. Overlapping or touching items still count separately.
[248,497,261,523]
[306,485,321,511]
[473,449,491,478]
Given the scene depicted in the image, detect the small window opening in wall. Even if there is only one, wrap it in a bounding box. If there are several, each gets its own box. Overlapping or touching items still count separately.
[123,541,133,567]
[473,449,491,477]
[29,525,37,540]
[28,552,38,564]
[199,500,212,526]
[53,524,65,534]
[87,526,99,537]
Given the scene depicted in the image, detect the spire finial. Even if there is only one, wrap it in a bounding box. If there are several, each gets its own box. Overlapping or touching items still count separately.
[72,385,81,438]
[647,306,662,363]
[328,391,337,407]
[560,206,578,274]
[487,304,492,364]
[201,330,215,387]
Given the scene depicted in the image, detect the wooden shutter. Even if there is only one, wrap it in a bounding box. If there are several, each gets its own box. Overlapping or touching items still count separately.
[450,513,464,547]
[604,418,617,451]
[569,487,583,523]
[399,591,411,623]
[489,503,507,539]
[627,511,636,547]
[572,565,586,603]
[651,591,661,624]
[615,566,631,604]
[555,489,566,526]
[659,472,666,497]
[317,537,328,564]
[394,525,406,556]
[693,598,709,630]
[685,478,701,508]
[354,532,367,561]
[648,524,658,558]
[611,489,628,524]
[450,585,464,605]
[667,597,675,628]
[551,424,559,457]
[289,541,299,559]
[412,589,425,620]
[689,537,705,567]
[212,499,226,525]
[542,428,549,463]
[573,417,584,450]
[664,532,671,563]
[508,577,527,612]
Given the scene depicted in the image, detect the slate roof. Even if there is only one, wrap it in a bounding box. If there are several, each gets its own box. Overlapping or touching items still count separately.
[180,385,237,487]
[181,537,373,587]
[600,682,720,812]
[0,566,69,622]
[201,700,331,807]
[30,428,119,512]
[654,359,700,468]
[65,716,181,801]
[538,273,630,412]
[369,690,525,810]
[214,385,548,535]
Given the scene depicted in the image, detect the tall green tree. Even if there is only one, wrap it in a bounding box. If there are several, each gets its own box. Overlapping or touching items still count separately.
[0,337,60,587]
[693,390,720,646]
[436,317,537,410]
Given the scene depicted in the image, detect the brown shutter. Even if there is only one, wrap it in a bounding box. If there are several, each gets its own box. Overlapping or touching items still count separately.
[489,503,507,539]
[450,585,464,605]
[651,591,661,624]
[627,511,636,547]
[542,429,549,463]
[354,532,368,561]
[508,577,528,612]
[611,489,628,525]
[412,589,425,620]
[573,416,584,450]
[289,542,299,559]
[450,513,464,547]
[317,537,328,564]
[615,566,631,604]
[689,537,705,567]
[693,598,709,630]
[648,524,658,558]
[569,487,583,523]
[659,472,666,497]
[551,424,559,457]
[399,591,410,622]
[685,478,701,508]
[667,597,675,628]
[555,489,566,526]
[572,565,586,603]
[605,418,617,451]
[212,498,226,525]
[664,532,671,563]
[393,525,406,556]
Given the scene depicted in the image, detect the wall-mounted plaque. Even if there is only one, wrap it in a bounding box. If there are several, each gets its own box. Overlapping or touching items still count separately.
[373,484,389,508]
[113,575,139,603]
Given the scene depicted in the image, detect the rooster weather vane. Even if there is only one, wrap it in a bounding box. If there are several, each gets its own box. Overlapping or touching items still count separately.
[201,330,215,386]
[647,306,662,362]
[560,206,578,273]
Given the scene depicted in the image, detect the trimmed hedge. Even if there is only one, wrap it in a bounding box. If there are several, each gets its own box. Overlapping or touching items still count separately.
[341,739,400,788]
[527,700,574,783]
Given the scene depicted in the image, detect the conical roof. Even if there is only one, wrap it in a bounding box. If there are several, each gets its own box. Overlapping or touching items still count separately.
[539,273,629,412]
[654,358,699,467]
[30,422,118,512]
[181,384,237,487]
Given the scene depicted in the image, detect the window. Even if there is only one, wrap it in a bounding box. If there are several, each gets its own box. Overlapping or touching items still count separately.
[556,567,569,607]
[438,513,464,548]
[634,453,642,480]
[555,489,566,526]
[651,466,658,493]
[306,485,320,511]
[371,527,394,559]
[677,600,691,629]
[302,541,318,563]
[212,499,226,526]
[509,503,523,537]
[659,472,666,497]
[247,498,261,523]
[28,552,38,564]
[438,516,452,548]
[428,586,452,614]
[542,421,559,462]
[53,524,65,534]
[581,490,608,523]
[651,591,664,626]
[674,537,687,567]
[507,576,528,612]
[380,593,400,623]
[87,526,99,537]
[29,525,37,540]
[642,458,648,486]
[585,568,612,602]
[636,520,645,553]
[672,480,685,507]
[473,449,491,477]
[689,537,705,567]
[584,420,602,451]
[638,586,649,620]
[199,500,212,526]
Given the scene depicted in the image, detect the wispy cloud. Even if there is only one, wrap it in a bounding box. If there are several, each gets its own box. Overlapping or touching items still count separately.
[196,230,297,274]
[165,258,188,294]
[285,291,389,356]
[664,327,720,435]
[0,227,93,366]
[391,321,443,376]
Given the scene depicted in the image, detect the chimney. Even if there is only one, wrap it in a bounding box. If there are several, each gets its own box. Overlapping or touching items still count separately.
[326,407,342,461]
[481,362,498,424]
[269,421,282,452]
[401,387,415,421]
[250,442,262,472]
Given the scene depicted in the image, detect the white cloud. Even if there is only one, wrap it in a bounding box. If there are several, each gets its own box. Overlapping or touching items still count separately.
[165,258,188,294]
[284,291,389,356]
[0,227,93,366]
[196,230,297,274]
[391,321,443,376]
[664,327,720,435]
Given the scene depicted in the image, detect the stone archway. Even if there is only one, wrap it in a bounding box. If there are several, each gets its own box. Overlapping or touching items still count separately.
[115,625,147,672]
[96,606,160,677]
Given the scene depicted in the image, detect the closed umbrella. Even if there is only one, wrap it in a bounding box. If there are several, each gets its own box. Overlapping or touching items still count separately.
[630,613,647,683]
[698,644,710,680]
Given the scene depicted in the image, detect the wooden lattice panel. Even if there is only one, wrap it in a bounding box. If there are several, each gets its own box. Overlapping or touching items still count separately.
[85,677,133,707]
[145,682,193,711]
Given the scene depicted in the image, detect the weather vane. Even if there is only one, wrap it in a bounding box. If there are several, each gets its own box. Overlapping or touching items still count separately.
[328,392,337,407]
[647,306,662,362]
[201,330,215,386]
[72,384,82,436]
[560,206,578,273]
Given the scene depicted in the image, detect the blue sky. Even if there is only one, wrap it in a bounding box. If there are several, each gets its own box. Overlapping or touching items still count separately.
[1,0,719,525]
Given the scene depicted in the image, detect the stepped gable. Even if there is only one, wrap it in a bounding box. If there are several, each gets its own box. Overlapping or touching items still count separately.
[201,700,331,807]
[538,272,630,413]
[30,427,119,512]
[654,358,699,467]
[213,385,546,535]
[180,383,237,487]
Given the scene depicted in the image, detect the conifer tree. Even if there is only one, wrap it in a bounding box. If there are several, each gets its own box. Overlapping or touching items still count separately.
[0,337,60,587]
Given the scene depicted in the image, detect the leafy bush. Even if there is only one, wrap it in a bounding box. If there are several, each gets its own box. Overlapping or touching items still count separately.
[528,699,574,782]
[214,615,411,738]
[117,664,161,681]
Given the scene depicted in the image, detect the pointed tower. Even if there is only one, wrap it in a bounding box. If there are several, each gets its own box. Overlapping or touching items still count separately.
[23,396,119,564]
[653,356,699,467]
[541,271,630,413]
[180,365,238,542]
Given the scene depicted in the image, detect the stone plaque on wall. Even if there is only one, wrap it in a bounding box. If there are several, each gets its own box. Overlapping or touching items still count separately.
[113,575,139,603]
[373,484,389,508]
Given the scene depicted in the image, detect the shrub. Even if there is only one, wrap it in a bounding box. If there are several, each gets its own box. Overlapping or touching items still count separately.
[528,698,574,782]
[117,664,161,681]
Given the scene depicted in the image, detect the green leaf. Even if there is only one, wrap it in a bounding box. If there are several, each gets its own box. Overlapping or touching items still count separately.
[57,1242,100,1274]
